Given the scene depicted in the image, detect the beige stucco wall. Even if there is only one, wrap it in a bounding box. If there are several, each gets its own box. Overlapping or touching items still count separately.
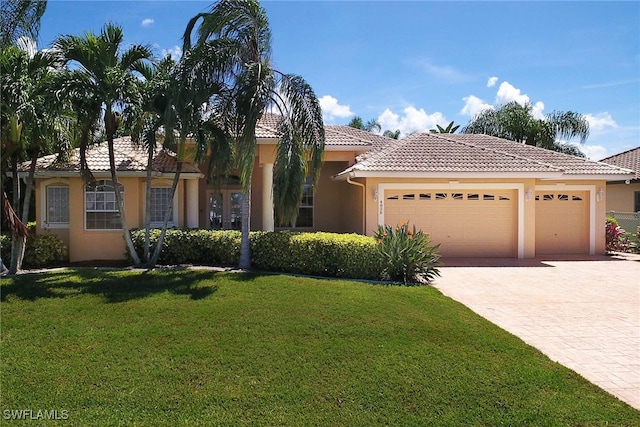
[36,175,192,262]
[606,182,640,212]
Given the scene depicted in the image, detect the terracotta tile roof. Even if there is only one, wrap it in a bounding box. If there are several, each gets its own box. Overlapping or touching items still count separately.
[23,137,202,175]
[256,113,393,149]
[337,133,634,178]
[600,146,640,180]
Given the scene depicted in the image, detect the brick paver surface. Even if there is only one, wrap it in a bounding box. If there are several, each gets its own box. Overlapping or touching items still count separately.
[433,253,640,410]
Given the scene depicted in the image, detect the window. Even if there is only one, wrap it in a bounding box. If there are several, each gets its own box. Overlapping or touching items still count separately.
[402,193,415,200]
[150,187,174,226]
[46,186,69,225]
[635,192,640,212]
[295,177,314,228]
[419,193,431,200]
[85,180,123,230]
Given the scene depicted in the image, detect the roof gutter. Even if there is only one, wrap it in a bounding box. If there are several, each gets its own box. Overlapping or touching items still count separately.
[346,176,366,234]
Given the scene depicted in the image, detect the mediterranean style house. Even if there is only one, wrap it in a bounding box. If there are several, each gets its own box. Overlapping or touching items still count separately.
[601,146,640,213]
[19,114,634,262]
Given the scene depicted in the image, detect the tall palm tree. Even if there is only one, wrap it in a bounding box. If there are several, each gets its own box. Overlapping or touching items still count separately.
[0,40,64,273]
[348,116,381,133]
[0,0,47,48]
[184,0,325,269]
[129,49,231,268]
[462,101,589,156]
[54,24,153,267]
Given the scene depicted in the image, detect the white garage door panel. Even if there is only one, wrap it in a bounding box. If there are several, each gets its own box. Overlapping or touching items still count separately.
[535,191,589,255]
[384,190,517,257]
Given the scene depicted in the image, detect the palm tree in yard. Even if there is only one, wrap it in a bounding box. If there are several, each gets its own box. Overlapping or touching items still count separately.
[0,39,67,274]
[462,101,589,156]
[129,50,231,268]
[54,23,153,267]
[184,0,325,269]
[0,0,47,48]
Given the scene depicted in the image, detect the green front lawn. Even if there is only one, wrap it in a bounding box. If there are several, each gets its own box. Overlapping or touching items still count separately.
[1,269,637,426]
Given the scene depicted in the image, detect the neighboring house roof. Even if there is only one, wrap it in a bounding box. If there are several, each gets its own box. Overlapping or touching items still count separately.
[256,113,394,150]
[335,133,634,180]
[18,137,202,177]
[600,146,640,180]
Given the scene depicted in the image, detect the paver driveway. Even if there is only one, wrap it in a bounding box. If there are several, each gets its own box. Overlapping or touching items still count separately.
[432,253,640,410]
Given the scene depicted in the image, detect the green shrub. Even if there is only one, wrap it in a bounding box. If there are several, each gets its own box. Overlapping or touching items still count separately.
[251,231,384,279]
[129,228,241,266]
[0,228,68,269]
[374,222,441,284]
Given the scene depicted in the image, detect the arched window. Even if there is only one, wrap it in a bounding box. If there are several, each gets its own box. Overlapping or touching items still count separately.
[85,180,124,230]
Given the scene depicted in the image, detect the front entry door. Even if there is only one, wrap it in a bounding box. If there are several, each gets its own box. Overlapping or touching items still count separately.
[208,190,243,230]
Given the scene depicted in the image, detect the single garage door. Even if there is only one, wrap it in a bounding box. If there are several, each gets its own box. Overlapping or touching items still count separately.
[535,191,589,255]
[384,189,517,257]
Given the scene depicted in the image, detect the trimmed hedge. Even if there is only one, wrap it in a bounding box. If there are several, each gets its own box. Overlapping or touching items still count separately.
[130,229,384,280]
[1,225,68,268]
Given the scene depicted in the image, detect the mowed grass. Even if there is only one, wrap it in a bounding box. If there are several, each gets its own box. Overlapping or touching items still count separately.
[1,269,638,426]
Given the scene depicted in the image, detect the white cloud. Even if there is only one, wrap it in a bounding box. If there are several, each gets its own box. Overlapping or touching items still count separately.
[377,106,446,137]
[578,144,609,160]
[319,95,354,122]
[141,18,154,28]
[460,95,493,117]
[584,112,617,132]
[161,45,182,60]
[487,76,499,87]
[495,81,530,106]
[420,60,470,83]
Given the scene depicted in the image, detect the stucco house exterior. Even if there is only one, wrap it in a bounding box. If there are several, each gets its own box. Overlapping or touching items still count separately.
[600,146,640,213]
[20,115,633,262]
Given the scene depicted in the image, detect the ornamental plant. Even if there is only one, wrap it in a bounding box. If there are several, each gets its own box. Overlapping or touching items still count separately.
[605,217,626,252]
[374,222,442,285]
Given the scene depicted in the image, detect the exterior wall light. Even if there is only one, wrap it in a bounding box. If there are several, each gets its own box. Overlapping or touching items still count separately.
[597,188,605,202]
[525,188,533,201]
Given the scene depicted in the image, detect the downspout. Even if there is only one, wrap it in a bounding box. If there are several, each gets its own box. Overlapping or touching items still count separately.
[346,176,366,234]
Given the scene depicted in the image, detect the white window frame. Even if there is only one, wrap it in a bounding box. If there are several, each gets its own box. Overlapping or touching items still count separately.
[148,185,177,228]
[294,177,314,228]
[41,180,70,229]
[85,179,124,231]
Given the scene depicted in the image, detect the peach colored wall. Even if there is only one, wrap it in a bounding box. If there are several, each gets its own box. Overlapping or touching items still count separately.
[606,182,640,212]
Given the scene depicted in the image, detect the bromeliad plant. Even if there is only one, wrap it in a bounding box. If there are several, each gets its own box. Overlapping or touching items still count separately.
[374,222,442,285]
[605,217,626,252]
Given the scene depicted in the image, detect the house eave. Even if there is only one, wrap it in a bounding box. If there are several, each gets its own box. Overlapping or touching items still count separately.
[13,171,204,179]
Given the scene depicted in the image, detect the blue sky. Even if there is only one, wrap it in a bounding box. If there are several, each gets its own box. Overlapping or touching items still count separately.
[38,1,639,160]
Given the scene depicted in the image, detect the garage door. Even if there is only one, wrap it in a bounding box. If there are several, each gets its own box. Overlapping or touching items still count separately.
[535,191,589,254]
[384,190,517,257]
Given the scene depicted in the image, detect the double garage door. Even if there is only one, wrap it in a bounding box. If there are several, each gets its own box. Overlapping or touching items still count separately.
[383,188,589,257]
[384,189,517,257]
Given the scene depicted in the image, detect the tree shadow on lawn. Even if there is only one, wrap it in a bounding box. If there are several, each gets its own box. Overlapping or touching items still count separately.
[0,268,235,303]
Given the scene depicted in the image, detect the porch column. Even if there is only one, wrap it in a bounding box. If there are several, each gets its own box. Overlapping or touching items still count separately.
[262,163,274,231]
[186,178,199,228]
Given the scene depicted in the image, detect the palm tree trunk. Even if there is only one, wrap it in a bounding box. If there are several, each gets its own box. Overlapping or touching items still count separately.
[12,147,40,271]
[148,161,183,268]
[9,154,23,274]
[106,133,141,267]
[239,182,252,270]
[143,145,153,264]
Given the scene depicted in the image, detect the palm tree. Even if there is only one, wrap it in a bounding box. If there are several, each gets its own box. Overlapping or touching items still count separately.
[462,101,589,156]
[0,39,64,274]
[430,121,460,134]
[184,0,325,269]
[54,24,153,267]
[129,50,231,268]
[348,116,381,133]
[0,0,47,48]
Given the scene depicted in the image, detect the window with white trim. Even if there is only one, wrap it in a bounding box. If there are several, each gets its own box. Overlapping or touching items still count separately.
[85,180,123,230]
[150,187,175,226]
[295,177,314,228]
[46,186,69,225]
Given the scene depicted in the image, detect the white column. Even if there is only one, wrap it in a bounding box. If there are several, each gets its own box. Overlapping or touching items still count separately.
[262,163,274,231]
[186,178,199,228]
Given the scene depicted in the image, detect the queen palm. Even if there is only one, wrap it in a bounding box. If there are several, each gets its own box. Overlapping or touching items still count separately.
[54,24,153,267]
[0,0,47,48]
[184,0,325,269]
[462,101,589,156]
